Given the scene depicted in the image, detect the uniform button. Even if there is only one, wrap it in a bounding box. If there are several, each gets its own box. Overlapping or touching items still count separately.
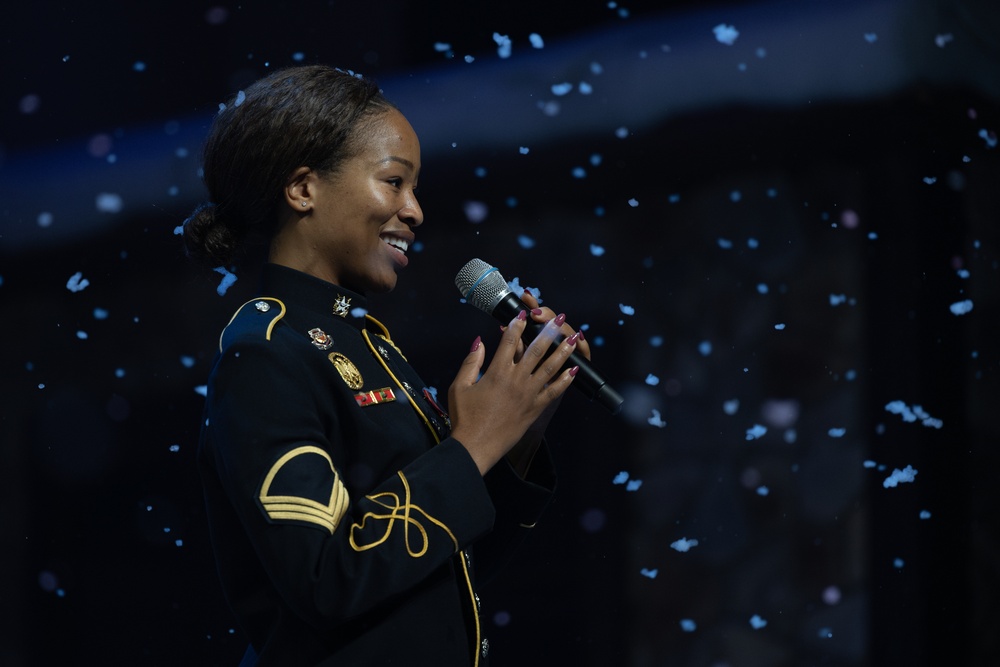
[481,637,490,659]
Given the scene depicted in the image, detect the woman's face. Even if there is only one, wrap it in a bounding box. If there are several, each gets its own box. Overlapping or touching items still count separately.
[299,108,423,294]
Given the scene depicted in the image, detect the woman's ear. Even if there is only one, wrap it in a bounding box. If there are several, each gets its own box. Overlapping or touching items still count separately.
[284,166,316,213]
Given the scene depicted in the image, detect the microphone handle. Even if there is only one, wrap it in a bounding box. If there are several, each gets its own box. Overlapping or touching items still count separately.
[491,292,624,414]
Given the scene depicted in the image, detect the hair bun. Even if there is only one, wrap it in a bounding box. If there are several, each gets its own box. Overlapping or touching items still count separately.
[182,202,238,267]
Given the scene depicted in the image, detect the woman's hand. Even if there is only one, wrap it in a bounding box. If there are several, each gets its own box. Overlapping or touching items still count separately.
[516,290,591,364]
[448,306,583,476]
[504,291,591,475]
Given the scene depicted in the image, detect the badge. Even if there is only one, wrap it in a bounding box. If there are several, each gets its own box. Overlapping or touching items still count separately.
[328,352,363,390]
[333,295,351,318]
[354,387,397,407]
[308,328,333,350]
[254,300,271,312]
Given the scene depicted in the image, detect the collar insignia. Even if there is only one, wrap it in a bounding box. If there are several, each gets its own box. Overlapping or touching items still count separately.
[308,327,333,350]
[329,352,364,390]
[375,333,406,361]
[333,295,352,318]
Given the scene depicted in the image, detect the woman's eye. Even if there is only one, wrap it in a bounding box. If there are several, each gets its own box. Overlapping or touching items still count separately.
[387,177,403,188]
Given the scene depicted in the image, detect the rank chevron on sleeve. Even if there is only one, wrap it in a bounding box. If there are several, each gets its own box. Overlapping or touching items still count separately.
[258,445,351,534]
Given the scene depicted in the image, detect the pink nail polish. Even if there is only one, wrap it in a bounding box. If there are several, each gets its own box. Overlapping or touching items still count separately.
[517,310,528,321]
[567,332,580,346]
[569,365,580,377]
[470,336,482,352]
[578,330,586,342]
[531,308,543,316]
[554,313,566,327]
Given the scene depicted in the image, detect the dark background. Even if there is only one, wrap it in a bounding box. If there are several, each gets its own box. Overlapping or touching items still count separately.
[2,0,998,665]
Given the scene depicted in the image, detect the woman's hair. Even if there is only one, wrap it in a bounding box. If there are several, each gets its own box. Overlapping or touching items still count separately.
[182,65,395,267]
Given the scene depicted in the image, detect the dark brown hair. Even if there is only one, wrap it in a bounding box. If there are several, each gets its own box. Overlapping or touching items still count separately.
[182,65,395,267]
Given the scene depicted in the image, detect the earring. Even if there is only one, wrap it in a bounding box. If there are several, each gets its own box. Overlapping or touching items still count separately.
[301,201,308,208]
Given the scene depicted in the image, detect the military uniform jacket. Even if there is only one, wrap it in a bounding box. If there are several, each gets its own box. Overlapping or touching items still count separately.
[199,264,556,666]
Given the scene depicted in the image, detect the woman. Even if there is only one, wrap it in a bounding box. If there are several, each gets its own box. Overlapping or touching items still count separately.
[182,65,589,666]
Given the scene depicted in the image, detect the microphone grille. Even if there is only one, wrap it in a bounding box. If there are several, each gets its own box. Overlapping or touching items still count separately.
[455,258,511,313]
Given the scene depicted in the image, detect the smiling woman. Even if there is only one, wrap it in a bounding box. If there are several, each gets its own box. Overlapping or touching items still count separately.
[268,108,423,294]
[180,65,590,666]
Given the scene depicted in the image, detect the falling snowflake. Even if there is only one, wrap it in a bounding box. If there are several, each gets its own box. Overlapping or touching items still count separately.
[213,266,237,296]
[949,300,973,315]
[66,272,90,292]
[713,24,739,45]
[493,32,512,58]
[670,537,699,552]
[883,465,918,488]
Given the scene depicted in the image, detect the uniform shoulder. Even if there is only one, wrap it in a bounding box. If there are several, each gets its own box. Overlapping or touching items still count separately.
[217,297,287,353]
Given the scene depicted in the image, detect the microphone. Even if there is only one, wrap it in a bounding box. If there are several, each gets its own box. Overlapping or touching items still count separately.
[455,258,624,415]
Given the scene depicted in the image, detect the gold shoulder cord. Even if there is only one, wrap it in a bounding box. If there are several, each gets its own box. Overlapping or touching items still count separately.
[362,315,482,667]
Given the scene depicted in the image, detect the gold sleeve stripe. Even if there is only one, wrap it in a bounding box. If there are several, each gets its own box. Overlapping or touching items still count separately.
[218,297,287,352]
[259,445,350,535]
[349,471,459,556]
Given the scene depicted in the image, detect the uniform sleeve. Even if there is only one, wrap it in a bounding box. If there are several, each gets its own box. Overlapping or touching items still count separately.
[470,442,557,585]
[201,335,496,630]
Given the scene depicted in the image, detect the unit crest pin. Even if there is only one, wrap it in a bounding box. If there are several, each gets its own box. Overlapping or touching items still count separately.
[308,328,333,350]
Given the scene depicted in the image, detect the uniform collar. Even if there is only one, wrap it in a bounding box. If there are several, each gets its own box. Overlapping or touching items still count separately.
[260,263,369,331]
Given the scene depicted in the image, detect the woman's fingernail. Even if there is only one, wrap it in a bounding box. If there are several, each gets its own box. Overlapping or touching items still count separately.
[578,330,586,342]
[531,308,543,316]
[554,313,566,327]
[470,336,482,353]
[569,365,580,377]
[517,310,528,321]
[567,332,580,346]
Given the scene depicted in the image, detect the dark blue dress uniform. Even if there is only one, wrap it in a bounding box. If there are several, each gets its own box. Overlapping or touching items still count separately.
[198,264,556,666]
